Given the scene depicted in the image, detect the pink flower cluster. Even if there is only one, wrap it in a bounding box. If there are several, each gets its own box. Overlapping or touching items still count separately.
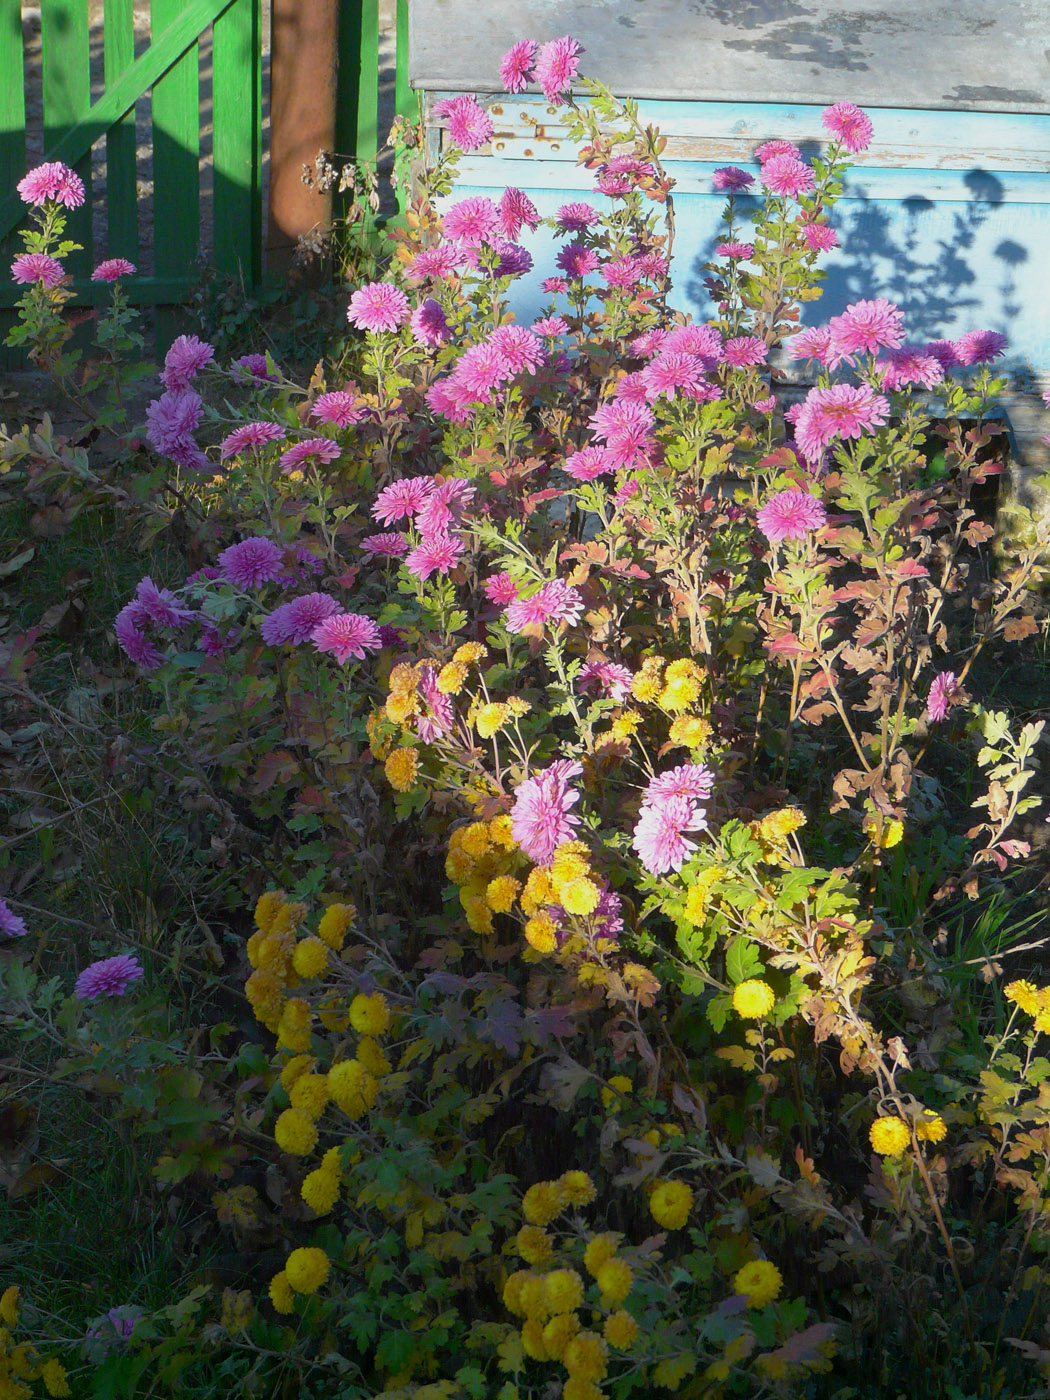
[427,325,545,423]
[17,161,85,208]
[499,35,583,103]
[11,253,64,287]
[115,577,197,669]
[794,383,890,462]
[504,578,584,634]
[632,764,713,874]
[577,660,633,700]
[348,281,410,333]
[927,670,960,722]
[371,474,476,582]
[161,334,215,391]
[91,258,136,282]
[431,94,494,151]
[510,759,584,863]
[756,489,827,544]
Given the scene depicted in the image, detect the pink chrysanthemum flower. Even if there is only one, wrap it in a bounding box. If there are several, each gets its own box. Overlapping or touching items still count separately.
[927,670,959,721]
[279,438,342,474]
[613,371,650,403]
[637,252,669,281]
[712,166,755,192]
[716,241,754,259]
[822,101,874,154]
[564,445,615,480]
[555,201,598,233]
[348,281,410,332]
[757,489,828,543]
[361,531,409,557]
[642,352,708,402]
[953,329,1008,365]
[442,196,499,247]
[498,187,540,240]
[645,763,715,806]
[488,324,545,375]
[534,35,582,103]
[532,315,569,338]
[412,666,453,741]
[500,38,538,92]
[219,421,286,459]
[405,532,465,581]
[632,794,705,875]
[230,353,279,382]
[218,537,285,589]
[426,378,477,424]
[795,383,891,461]
[577,661,633,700]
[261,592,341,646]
[879,346,945,391]
[754,396,776,413]
[828,298,904,360]
[75,953,144,1001]
[432,94,494,151]
[630,328,668,359]
[924,340,961,372]
[411,297,451,348]
[311,391,363,427]
[11,253,64,287]
[372,475,435,526]
[723,335,767,367]
[541,276,569,294]
[134,576,195,629]
[504,578,583,633]
[556,242,599,279]
[511,759,584,863]
[91,258,136,282]
[450,342,509,400]
[589,399,655,468]
[405,244,463,281]
[416,478,475,537]
[0,897,28,938]
[788,325,833,364]
[311,611,382,663]
[663,323,723,362]
[600,256,644,289]
[759,153,815,199]
[115,601,164,669]
[161,335,215,391]
[483,572,519,605]
[800,222,839,252]
[17,161,85,208]
[755,139,801,162]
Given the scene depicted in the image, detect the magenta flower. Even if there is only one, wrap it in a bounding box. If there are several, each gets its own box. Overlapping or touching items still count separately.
[588,399,655,468]
[311,391,363,427]
[757,489,827,543]
[555,201,598,233]
[406,244,465,281]
[261,593,340,646]
[91,258,136,282]
[431,94,494,151]
[161,335,215,391]
[500,39,537,92]
[645,764,714,806]
[759,154,815,199]
[134,576,195,629]
[347,281,410,332]
[642,352,708,402]
[416,478,475,537]
[879,346,945,391]
[218,537,285,589]
[488,324,545,375]
[630,329,668,359]
[828,298,904,360]
[511,759,584,863]
[953,329,1008,365]
[372,475,435,526]
[230,353,279,382]
[411,298,452,347]
[712,166,754,192]
[556,242,599,279]
[613,372,649,404]
[451,342,511,400]
[564,446,615,481]
[927,670,960,721]
[504,579,583,633]
[723,335,767,368]
[311,611,382,664]
[114,602,164,669]
[924,340,961,372]
[754,396,776,414]
[755,139,801,162]
[716,241,754,259]
[600,256,643,289]
[443,196,499,246]
[405,532,465,580]
[17,161,84,208]
[498,187,540,240]
[279,438,342,474]
[541,276,569,294]
[532,315,569,338]
[491,240,533,279]
[414,665,455,741]
[11,253,64,287]
[795,383,891,461]
[361,531,409,557]
[800,222,839,252]
[788,325,833,364]
[219,421,286,459]
[663,323,723,362]
[483,572,519,605]
[534,35,582,103]
[0,898,28,939]
[75,953,144,1001]
[426,378,477,424]
[632,794,705,875]
[577,661,633,700]
[822,101,874,154]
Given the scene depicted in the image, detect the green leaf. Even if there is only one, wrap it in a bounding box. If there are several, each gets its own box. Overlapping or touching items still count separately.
[726,936,763,985]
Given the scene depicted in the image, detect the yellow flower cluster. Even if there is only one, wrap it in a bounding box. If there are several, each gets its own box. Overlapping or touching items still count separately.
[631,655,666,703]
[328,1057,380,1120]
[648,1179,694,1230]
[659,658,704,713]
[1005,979,1050,1031]
[244,891,357,1038]
[684,865,726,923]
[668,714,712,750]
[384,746,420,793]
[445,816,521,935]
[869,1116,911,1157]
[732,1258,783,1308]
[301,1145,343,1214]
[732,979,776,1020]
[0,1289,70,1399]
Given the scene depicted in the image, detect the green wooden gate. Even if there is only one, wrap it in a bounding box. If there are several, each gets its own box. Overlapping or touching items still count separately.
[0,0,412,363]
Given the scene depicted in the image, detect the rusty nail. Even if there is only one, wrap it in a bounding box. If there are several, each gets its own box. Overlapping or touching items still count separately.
[523,147,533,157]
[495,141,505,150]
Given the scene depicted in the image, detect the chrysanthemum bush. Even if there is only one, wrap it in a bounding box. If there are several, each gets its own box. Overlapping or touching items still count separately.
[5,33,1050,1399]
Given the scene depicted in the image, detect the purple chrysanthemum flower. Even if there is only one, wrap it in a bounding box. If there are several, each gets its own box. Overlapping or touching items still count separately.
[415,665,455,741]
[230,353,279,382]
[588,399,655,468]
[145,389,203,463]
[134,576,195,629]
[415,478,475,538]
[411,297,452,347]
[219,421,286,460]
[406,244,465,281]
[11,253,65,287]
[311,391,363,427]
[511,759,584,863]
[924,340,961,372]
[17,161,85,208]
[663,323,723,362]
[532,315,569,338]
[217,537,285,589]
[711,166,754,192]
[260,593,341,646]
[642,352,708,402]
[74,954,144,1002]
[555,201,598,234]
[756,489,827,543]
[91,258,136,282]
[311,611,382,664]
[794,383,891,461]
[491,239,533,279]
[759,153,816,199]
[556,242,599,279]
[927,670,960,721]
[160,335,215,391]
[0,897,28,939]
[488,324,545,376]
[716,241,754,259]
[953,329,1009,365]
[372,475,435,525]
[347,281,410,332]
[279,438,341,474]
[114,602,164,669]
[431,94,494,151]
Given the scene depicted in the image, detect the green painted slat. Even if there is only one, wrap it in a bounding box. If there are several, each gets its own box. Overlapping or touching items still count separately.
[212,0,261,282]
[104,0,138,263]
[152,0,200,352]
[0,0,26,225]
[0,0,233,242]
[394,0,412,122]
[40,0,92,278]
[337,0,379,164]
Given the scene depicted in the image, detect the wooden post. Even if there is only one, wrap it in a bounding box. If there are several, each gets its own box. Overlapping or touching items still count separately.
[267,0,338,278]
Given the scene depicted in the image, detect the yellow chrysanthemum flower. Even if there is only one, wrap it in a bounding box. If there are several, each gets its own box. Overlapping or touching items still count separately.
[630,672,662,702]
[610,711,642,739]
[649,1179,694,1230]
[285,1246,330,1294]
[515,1225,554,1266]
[268,1272,295,1313]
[348,992,391,1036]
[562,1330,609,1383]
[502,1269,533,1317]
[1005,980,1042,1015]
[506,696,531,717]
[437,661,469,695]
[542,1311,581,1360]
[254,889,286,933]
[327,1059,379,1119]
[462,892,494,935]
[522,1180,567,1226]
[600,1075,633,1109]
[558,1169,597,1206]
[317,993,349,1033]
[453,642,487,664]
[355,1036,391,1077]
[269,901,308,936]
[274,1107,318,1156]
[520,1317,549,1360]
[733,1258,783,1308]
[40,1359,70,1398]
[518,1274,550,1322]
[445,846,474,885]
[758,807,807,842]
[520,867,555,915]
[668,715,712,749]
[524,912,558,954]
[301,1165,341,1214]
[458,822,492,860]
[659,674,701,712]
[476,702,511,737]
[550,842,590,884]
[485,874,521,913]
[384,747,420,792]
[596,1258,633,1304]
[388,661,416,695]
[276,997,313,1052]
[869,1116,911,1157]
[732,979,776,1019]
[559,877,602,916]
[488,814,517,849]
[583,1232,621,1278]
[292,936,329,980]
[544,1268,585,1315]
[915,1111,948,1144]
[317,901,355,950]
[684,866,725,923]
[562,1381,604,1400]
[289,1072,329,1120]
[0,1287,19,1328]
[385,690,419,724]
[604,1309,639,1349]
[278,1053,314,1091]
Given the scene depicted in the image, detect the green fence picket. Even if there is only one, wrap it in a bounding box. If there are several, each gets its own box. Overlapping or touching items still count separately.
[104,0,139,264]
[213,0,261,284]
[151,0,201,352]
[40,0,92,279]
